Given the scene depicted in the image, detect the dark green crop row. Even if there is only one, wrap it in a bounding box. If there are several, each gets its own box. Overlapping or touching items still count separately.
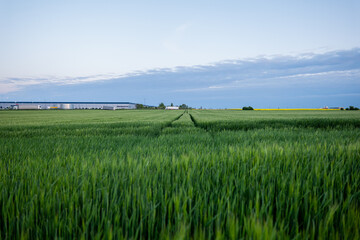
[191,117,360,131]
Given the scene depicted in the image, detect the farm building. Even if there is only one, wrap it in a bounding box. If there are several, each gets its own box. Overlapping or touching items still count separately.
[165,106,179,110]
[0,102,137,110]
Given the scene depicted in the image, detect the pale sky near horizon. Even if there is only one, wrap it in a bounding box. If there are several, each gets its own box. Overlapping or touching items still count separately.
[0,1,360,107]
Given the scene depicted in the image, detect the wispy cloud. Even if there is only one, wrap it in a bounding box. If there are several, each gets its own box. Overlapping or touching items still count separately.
[163,23,192,54]
[0,72,151,94]
[298,93,360,98]
[0,83,20,94]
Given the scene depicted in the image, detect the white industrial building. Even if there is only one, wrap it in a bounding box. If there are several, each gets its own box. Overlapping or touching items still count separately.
[0,102,137,110]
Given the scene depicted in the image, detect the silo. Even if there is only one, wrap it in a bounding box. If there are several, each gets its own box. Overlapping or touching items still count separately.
[61,104,73,110]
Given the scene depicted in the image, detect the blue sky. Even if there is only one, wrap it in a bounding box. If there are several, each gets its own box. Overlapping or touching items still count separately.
[1,0,360,108]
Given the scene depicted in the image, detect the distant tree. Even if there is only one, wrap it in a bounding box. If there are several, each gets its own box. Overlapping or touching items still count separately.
[242,106,254,110]
[171,103,174,107]
[136,104,144,109]
[158,102,165,109]
[179,104,188,109]
[346,106,359,110]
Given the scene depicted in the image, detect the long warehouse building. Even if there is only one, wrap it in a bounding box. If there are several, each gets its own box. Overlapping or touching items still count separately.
[0,102,137,110]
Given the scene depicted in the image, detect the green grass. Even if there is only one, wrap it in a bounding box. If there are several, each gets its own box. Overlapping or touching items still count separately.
[0,110,359,239]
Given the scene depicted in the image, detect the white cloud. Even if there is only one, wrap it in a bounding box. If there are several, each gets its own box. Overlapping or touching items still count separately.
[0,73,131,91]
[278,70,360,79]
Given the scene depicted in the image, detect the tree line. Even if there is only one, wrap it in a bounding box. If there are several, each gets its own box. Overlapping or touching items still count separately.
[136,103,192,109]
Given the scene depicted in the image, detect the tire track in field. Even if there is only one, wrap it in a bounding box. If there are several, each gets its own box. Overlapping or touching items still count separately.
[189,113,215,139]
[157,110,210,136]
[155,111,185,137]
[188,113,198,128]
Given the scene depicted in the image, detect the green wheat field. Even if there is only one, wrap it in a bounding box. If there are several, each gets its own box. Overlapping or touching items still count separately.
[0,110,359,239]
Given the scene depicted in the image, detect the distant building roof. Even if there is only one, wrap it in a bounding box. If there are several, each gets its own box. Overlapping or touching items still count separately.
[0,101,136,104]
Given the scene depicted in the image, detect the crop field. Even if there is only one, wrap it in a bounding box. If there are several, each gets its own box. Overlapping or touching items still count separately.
[0,110,359,239]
